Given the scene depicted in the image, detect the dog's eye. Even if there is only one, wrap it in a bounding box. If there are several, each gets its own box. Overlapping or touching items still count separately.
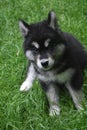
[32,47,39,54]
[31,42,40,54]
[47,42,57,49]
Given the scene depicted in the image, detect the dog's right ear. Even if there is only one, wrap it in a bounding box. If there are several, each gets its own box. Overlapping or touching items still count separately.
[47,11,58,30]
[19,20,29,38]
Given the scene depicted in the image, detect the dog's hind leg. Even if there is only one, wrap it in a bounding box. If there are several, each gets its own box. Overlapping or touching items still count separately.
[66,69,84,110]
[66,82,84,110]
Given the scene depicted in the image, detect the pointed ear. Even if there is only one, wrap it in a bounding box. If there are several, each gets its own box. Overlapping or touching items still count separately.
[47,11,58,30]
[19,20,29,37]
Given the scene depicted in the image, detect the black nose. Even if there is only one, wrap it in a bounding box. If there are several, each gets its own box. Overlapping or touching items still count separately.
[41,61,48,68]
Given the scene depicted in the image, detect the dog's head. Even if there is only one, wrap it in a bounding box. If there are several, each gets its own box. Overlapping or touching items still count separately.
[19,11,65,70]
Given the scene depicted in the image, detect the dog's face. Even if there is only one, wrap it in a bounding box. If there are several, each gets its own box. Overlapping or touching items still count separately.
[19,11,65,70]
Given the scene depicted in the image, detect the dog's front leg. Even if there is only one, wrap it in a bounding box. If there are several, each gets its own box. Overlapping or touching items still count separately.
[47,85,60,116]
[40,81,60,116]
[20,63,36,92]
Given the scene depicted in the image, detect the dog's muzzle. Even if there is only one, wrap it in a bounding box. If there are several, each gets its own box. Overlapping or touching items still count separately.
[41,59,49,68]
[37,57,54,70]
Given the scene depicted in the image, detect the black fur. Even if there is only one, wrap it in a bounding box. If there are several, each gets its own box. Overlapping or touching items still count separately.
[19,11,87,114]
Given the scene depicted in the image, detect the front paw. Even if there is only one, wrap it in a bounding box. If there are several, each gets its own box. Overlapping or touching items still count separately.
[49,105,60,116]
[20,81,32,92]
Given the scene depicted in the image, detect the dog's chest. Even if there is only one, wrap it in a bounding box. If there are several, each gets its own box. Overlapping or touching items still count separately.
[37,68,75,84]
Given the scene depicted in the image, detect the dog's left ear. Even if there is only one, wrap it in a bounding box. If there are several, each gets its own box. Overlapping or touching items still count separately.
[47,11,58,30]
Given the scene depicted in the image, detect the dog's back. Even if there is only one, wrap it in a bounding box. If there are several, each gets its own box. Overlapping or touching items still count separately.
[62,32,87,69]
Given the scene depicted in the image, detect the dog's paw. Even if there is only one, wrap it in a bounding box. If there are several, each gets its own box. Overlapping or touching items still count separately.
[49,105,60,116]
[20,81,32,92]
[76,104,84,111]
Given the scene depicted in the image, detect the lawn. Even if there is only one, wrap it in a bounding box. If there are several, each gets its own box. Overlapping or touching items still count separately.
[0,0,87,130]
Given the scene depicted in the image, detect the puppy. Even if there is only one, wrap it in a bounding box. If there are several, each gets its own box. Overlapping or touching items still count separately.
[19,11,87,116]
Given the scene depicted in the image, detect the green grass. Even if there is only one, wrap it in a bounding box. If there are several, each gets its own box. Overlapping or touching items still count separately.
[0,0,87,130]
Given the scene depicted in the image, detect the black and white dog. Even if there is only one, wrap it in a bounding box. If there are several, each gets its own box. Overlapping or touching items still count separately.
[19,11,87,116]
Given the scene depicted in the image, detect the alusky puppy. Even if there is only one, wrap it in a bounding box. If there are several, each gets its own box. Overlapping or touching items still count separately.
[19,11,87,116]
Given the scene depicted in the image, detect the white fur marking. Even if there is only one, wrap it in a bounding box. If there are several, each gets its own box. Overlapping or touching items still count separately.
[37,55,42,69]
[38,68,74,83]
[49,57,54,67]
[44,39,50,47]
[20,64,36,91]
[32,42,39,49]
[26,50,34,60]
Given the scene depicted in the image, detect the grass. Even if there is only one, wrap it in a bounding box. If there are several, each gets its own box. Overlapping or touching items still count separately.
[0,0,87,129]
